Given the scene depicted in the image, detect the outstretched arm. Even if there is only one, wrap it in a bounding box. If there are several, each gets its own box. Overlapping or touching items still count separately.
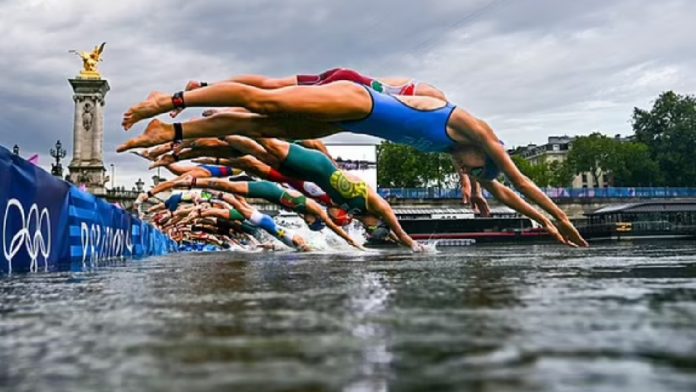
[308,202,363,250]
[453,156,472,204]
[370,197,422,252]
[458,114,587,246]
[480,180,570,247]
[469,177,491,216]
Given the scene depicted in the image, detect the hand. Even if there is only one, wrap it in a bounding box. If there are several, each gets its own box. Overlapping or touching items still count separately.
[411,242,425,252]
[471,194,491,217]
[351,240,367,251]
[556,218,589,247]
[542,220,570,247]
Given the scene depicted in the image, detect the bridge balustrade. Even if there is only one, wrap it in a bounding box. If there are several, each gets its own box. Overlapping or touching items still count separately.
[377,187,696,200]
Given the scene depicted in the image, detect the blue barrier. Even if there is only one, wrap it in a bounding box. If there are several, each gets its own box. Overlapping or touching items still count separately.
[1,145,174,274]
[378,187,696,200]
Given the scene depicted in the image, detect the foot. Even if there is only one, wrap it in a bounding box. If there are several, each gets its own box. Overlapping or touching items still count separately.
[123,92,172,130]
[129,150,151,161]
[117,119,175,152]
[145,142,176,160]
[148,153,177,169]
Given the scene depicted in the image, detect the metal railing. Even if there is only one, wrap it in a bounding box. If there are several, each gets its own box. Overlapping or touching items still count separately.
[377,187,696,200]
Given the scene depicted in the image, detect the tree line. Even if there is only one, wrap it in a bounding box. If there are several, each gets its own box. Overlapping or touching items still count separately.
[377,91,696,188]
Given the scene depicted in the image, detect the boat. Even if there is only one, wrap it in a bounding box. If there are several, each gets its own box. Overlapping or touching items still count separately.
[579,200,696,240]
[369,206,551,245]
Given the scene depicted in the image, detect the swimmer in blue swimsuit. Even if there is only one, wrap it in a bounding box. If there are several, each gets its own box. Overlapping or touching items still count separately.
[138,160,240,204]
[120,77,588,247]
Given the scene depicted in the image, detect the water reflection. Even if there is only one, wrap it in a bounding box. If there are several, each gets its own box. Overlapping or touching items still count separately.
[1,241,696,391]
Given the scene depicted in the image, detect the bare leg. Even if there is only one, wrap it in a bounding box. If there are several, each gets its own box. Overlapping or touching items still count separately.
[223,135,278,165]
[122,81,370,130]
[164,163,208,176]
[185,178,249,197]
[255,138,291,164]
[146,166,214,199]
[118,111,338,152]
[195,155,276,178]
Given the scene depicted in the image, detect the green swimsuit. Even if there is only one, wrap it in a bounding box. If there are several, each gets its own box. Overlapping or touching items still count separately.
[246,181,309,214]
[280,144,369,216]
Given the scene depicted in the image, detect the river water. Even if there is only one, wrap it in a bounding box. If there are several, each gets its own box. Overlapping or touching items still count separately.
[2,241,696,392]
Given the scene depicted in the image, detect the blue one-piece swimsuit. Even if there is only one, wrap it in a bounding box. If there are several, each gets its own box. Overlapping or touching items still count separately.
[338,85,458,153]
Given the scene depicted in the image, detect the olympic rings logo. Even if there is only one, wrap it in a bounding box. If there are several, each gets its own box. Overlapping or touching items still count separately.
[80,222,133,267]
[2,198,51,273]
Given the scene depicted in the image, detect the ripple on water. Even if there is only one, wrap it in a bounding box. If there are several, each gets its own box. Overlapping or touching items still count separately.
[2,241,696,391]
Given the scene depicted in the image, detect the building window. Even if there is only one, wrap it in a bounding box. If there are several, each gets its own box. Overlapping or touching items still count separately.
[552,144,560,151]
[581,173,587,184]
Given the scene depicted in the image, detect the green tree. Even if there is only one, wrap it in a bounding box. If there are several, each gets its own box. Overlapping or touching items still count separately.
[376,141,457,188]
[548,160,575,187]
[421,151,458,188]
[510,156,573,187]
[606,142,661,186]
[376,142,424,187]
[567,133,615,187]
[633,91,696,186]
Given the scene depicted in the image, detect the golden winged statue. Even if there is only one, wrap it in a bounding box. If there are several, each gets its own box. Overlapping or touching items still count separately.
[69,42,106,79]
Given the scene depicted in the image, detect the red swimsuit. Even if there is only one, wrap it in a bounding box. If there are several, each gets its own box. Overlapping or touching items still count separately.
[297,68,416,95]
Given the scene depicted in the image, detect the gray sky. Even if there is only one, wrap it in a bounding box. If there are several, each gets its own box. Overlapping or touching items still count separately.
[1,0,695,188]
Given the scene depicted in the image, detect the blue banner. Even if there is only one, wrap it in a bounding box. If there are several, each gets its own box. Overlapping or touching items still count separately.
[1,145,174,274]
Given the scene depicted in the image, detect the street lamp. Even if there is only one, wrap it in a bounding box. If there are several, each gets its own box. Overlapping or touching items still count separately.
[50,140,66,177]
[12,145,19,155]
[135,178,145,192]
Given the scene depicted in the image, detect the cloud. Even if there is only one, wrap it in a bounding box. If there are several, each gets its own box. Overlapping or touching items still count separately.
[0,0,695,188]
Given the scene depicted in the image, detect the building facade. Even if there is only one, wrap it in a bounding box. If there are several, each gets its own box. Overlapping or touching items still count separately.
[510,135,631,188]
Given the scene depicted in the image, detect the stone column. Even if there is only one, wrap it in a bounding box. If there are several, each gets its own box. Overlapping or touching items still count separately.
[70,95,82,167]
[67,78,110,195]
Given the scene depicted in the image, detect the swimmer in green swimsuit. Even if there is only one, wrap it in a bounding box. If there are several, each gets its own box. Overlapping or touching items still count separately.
[178,192,310,251]
[165,176,364,250]
[217,139,424,251]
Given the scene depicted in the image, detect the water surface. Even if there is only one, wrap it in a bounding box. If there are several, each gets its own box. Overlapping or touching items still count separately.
[2,241,696,391]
